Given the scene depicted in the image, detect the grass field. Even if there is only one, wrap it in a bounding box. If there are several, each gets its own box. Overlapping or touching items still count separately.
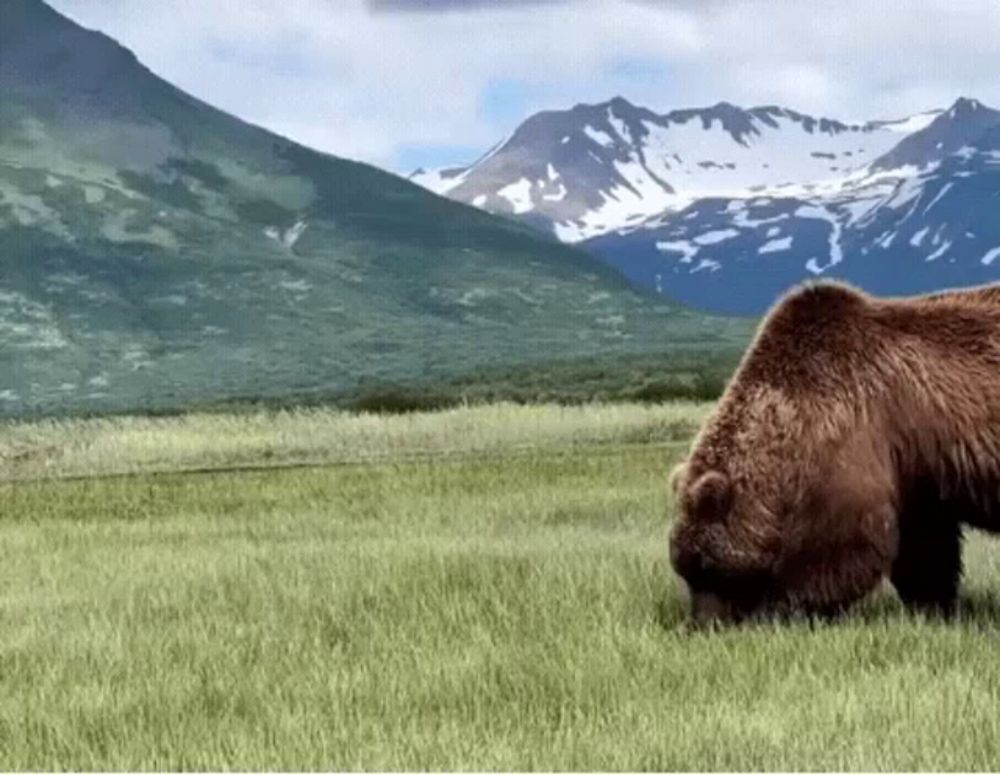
[3,402,1000,770]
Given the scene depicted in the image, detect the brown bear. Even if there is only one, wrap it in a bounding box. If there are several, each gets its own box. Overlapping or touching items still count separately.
[669,280,1000,624]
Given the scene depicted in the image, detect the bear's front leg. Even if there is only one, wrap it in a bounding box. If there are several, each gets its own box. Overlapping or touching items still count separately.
[890,508,962,617]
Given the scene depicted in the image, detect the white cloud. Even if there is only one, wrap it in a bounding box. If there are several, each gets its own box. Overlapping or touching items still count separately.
[49,0,1000,171]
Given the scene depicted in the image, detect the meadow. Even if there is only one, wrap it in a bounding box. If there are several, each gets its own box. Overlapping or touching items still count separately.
[3,402,1000,770]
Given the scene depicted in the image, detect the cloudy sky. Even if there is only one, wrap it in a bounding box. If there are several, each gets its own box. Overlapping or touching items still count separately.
[50,0,1000,174]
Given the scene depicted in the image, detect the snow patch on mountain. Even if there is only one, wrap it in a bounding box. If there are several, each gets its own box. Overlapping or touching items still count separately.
[408,166,468,195]
[796,204,844,274]
[692,258,721,273]
[542,183,568,202]
[878,166,931,214]
[584,125,616,148]
[759,236,793,253]
[656,239,699,263]
[876,111,942,134]
[497,178,535,214]
[693,229,739,245]
[922,182,954,214]
[927,240,953,261]
[553,221,587,242]
[607,107,632,145]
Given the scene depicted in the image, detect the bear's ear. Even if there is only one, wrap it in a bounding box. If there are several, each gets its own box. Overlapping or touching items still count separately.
[688,471,733,521]
[669,462,688,495]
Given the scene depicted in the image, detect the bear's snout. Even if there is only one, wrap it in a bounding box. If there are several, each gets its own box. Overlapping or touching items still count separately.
[669,527,707,587]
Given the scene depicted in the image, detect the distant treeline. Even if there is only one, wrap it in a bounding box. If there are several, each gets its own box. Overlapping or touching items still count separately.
[213,347,745,416]
[8,348,745,421]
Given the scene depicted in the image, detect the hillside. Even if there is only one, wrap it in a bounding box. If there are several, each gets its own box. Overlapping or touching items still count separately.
[0,0,748,416]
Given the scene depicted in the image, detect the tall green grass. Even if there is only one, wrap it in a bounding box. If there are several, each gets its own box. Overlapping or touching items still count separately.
[2,403,1000,769]
[0,401,710,481]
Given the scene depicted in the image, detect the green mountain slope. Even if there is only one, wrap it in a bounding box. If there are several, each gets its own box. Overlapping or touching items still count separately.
[0,0,748,416]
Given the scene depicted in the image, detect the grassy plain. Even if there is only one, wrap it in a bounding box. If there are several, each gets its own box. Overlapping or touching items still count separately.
[2,402,1000,770]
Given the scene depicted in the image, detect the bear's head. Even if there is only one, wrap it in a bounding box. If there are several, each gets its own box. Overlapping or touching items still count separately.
[669,382,897,625]
[669,456,782,624]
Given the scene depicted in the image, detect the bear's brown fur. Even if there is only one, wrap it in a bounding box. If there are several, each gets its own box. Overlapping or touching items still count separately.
[669,280,1000,623]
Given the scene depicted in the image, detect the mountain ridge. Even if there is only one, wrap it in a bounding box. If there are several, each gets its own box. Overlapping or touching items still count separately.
[410,95,940,242]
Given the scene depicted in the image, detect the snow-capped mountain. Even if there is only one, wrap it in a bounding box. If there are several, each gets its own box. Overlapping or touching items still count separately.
[410,96,940,242]
[413,96,1000,314]
[586,98,1000,314]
